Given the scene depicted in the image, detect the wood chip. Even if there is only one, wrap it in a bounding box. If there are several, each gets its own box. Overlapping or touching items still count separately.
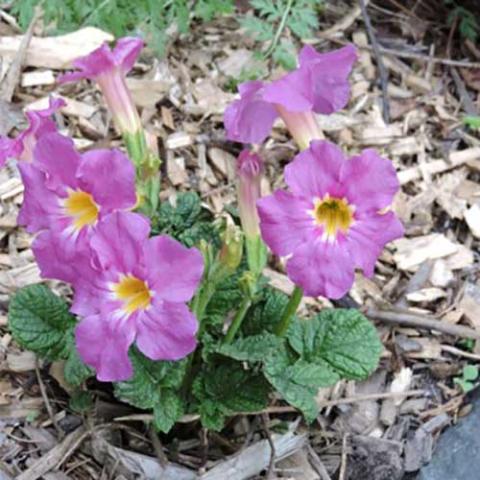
[393,234,459,271]
[406,287,447,303]
[0,27,113,69]
[21,70,55,87]
[464,204,480,238]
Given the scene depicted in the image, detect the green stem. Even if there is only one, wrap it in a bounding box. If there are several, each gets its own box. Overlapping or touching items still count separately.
[223,297,252,344]
[275,286,303,337]
[264,0,294,59]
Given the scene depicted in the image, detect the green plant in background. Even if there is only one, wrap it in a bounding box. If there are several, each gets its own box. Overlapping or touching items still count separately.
[454,364,479,393]
[463,115,480,130]
[12,0,235,55]
[240,0,324,70]
[12,0,323,69]
[445,0,479,42]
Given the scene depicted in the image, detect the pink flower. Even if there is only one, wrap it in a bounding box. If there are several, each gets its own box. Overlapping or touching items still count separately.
[0,97,65,164]
[224,45,357,147]
[59,37,143,135]
[71,211,204,381]
[257,141,404,299]
[21,131,136,250]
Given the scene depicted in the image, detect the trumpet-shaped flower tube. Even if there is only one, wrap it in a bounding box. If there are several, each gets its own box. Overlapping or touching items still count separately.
[58,37,143,135]
[224,45,357,148]
[257,140,404,299]
[69,211,204,381]
[236,149,267,275]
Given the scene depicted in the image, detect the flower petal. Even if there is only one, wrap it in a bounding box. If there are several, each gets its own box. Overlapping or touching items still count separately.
[70,43,115,80]
[136,300,197,361]
[284,140,346,198]
[346,212,404,277]
[113,37,144,72]
[299,44,357,114]
[286,239,355,299]
[33,132,81,192]
[343,149,400,212]
[89,211,150,273]
[257,190,316,256]
[77,148,136,213]
[263,68,314,112]
[144,235,204,303]
[17,162,59,233]
[33,230,90,283]
[224,80,278,144]
[75,314,135,382]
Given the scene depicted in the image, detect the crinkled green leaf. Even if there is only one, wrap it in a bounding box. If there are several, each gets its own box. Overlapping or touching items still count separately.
[8,284,76,360]
[153,192,219,248]
[264,354,338,422]
[204,270,244,328]
[288,309,382,380]
[64,343,93,387]
[114,349,187,410]
[216,333,284,362]
[193,362,271,430]
[243,287,289,335]
[153,390,184,433]
[69,391,93,413]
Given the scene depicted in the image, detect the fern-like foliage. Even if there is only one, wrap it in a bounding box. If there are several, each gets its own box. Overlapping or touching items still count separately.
[240,0,324,70]
[12,0,234,55]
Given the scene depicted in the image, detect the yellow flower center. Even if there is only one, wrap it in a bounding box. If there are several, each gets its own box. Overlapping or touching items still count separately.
[113,275,152,314]
[313,196,354,237]
[64,190,99,230]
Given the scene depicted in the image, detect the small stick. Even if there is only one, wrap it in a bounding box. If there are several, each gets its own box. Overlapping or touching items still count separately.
[261,414,276,480]
[115,390,425,425]
[321,37,480,69]
[359,0,390,123]
[148,425,169,468]
[367,308,480,340]
[0,7,39,101]
[441,345,480,362]
[35,360,63,439]
[338,434,349,480]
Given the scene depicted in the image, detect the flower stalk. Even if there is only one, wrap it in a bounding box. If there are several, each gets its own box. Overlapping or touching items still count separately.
[275,286,303,337]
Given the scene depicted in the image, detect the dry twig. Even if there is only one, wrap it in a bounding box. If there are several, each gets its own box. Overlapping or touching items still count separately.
[359,0,390,122]
[367,308,480,340]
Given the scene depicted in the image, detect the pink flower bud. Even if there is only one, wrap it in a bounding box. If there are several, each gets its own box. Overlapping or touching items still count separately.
[237,149,263,239]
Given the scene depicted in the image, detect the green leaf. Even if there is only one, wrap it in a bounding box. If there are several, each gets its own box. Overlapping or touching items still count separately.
[243,287,289,335]
[288,309,382,380]
[216,333,284,362]
[114,349,187,410]
[272,41,297,71]
[8,284,76,360]
[463,365,479,381]
[153,192,219,248]
[69,391,94,413]
[264,354,338,422]
[153,390,184,433]
[463,116,480,129]
[193,362,271,430]
[64,343,93,387]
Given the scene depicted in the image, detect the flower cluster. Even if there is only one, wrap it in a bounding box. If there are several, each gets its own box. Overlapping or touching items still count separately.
[225,45,357,149]
[229,44,403,302]
[1,38,203,382]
